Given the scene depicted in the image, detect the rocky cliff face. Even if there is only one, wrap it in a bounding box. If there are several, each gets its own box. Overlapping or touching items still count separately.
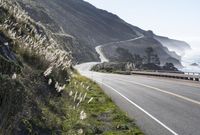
[154,35,191,56]
[92,62,136,73]
[101,37,183,68]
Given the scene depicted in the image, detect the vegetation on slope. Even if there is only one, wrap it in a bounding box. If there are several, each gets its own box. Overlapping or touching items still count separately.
[18,73,143,135]
[0,0,143,134]
[0,39,143,134]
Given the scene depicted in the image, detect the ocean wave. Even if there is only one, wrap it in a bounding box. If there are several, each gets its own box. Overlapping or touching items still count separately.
[181,41,200,72]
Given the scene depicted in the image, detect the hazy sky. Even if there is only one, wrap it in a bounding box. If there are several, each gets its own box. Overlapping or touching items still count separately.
[84,0,200,43]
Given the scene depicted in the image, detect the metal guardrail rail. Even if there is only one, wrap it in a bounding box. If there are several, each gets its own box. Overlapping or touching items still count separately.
[131,70,200,82]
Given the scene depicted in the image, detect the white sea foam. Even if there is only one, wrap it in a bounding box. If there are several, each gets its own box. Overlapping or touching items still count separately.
[181,40,200,72]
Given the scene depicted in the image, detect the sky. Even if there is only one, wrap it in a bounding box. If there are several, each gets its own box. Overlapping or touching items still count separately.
[84,0,200,48]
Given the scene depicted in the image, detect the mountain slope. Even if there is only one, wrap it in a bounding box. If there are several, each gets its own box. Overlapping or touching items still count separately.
[16,0,139,62]
[16,0,190,66]
[101,37,183,67]
[0,1,144,134]
[154,35,191,56]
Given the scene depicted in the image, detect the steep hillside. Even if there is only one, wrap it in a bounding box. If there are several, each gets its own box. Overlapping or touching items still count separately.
[16,0,139,62]
[154,35,191,56]
[0,0,71,133]
[15,0,191,67]
[18,0,139,42]
[0,1,143,134]
[101,37,183,67]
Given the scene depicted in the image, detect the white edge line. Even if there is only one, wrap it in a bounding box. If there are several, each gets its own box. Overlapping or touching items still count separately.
[116,78,200,106]
[95,80,179,135]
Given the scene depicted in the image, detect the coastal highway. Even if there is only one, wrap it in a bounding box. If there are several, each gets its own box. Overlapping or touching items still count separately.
[95,36,144,63]
[75,62,200,135]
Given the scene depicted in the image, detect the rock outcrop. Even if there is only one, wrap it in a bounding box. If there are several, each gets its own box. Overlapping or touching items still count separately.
[92,62,136,72]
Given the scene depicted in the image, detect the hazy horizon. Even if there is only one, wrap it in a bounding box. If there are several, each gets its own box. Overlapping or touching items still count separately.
[85,0,200,49]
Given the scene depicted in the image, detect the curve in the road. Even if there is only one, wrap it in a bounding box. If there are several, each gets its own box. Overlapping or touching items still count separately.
[95,46,109,62]
[95,36,144,62]
[75,63,200,135]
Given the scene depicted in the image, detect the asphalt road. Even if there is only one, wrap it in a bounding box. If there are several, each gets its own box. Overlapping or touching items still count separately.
[95,36,144,63]
[75,62,200,135]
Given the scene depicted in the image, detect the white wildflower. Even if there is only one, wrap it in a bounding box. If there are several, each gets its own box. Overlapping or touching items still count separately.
[86,86,90,90]
[77,97,83,107]
[74,91,78,102]
[55,82,59,88]
[76,102,80,107]
[78,93,82,100]
[66,78,71,82]
[88,97,94,104]
[69,91,73,96]
[80,82,83,86]
[56,87,62,93]
[12,73,17,79]
[44,66,53,77]
[79,97,83,103]
[55,84,66,93]
[80,110,87,120]
[74,81,77,85]
[61,84,66,90]
[77,129,83,134]
[48,78,52,85]
[83,93,87,101]
[4,42,8,46]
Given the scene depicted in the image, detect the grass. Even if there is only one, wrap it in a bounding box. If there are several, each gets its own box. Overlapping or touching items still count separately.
[0,5,143,134]
[17,73,143,135]
[63,74,143,134]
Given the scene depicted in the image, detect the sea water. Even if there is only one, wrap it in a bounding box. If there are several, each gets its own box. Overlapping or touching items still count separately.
[181,40,200,73]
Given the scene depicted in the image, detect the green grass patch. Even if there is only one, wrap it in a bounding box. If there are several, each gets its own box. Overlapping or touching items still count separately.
[63,74,143,135]
[19,73,143,135]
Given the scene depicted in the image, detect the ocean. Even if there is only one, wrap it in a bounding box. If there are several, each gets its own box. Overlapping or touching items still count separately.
[181,40,200,73]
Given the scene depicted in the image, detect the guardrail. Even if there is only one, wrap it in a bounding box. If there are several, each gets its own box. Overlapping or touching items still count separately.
[130,70,200,82]
[184,72,200,76]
